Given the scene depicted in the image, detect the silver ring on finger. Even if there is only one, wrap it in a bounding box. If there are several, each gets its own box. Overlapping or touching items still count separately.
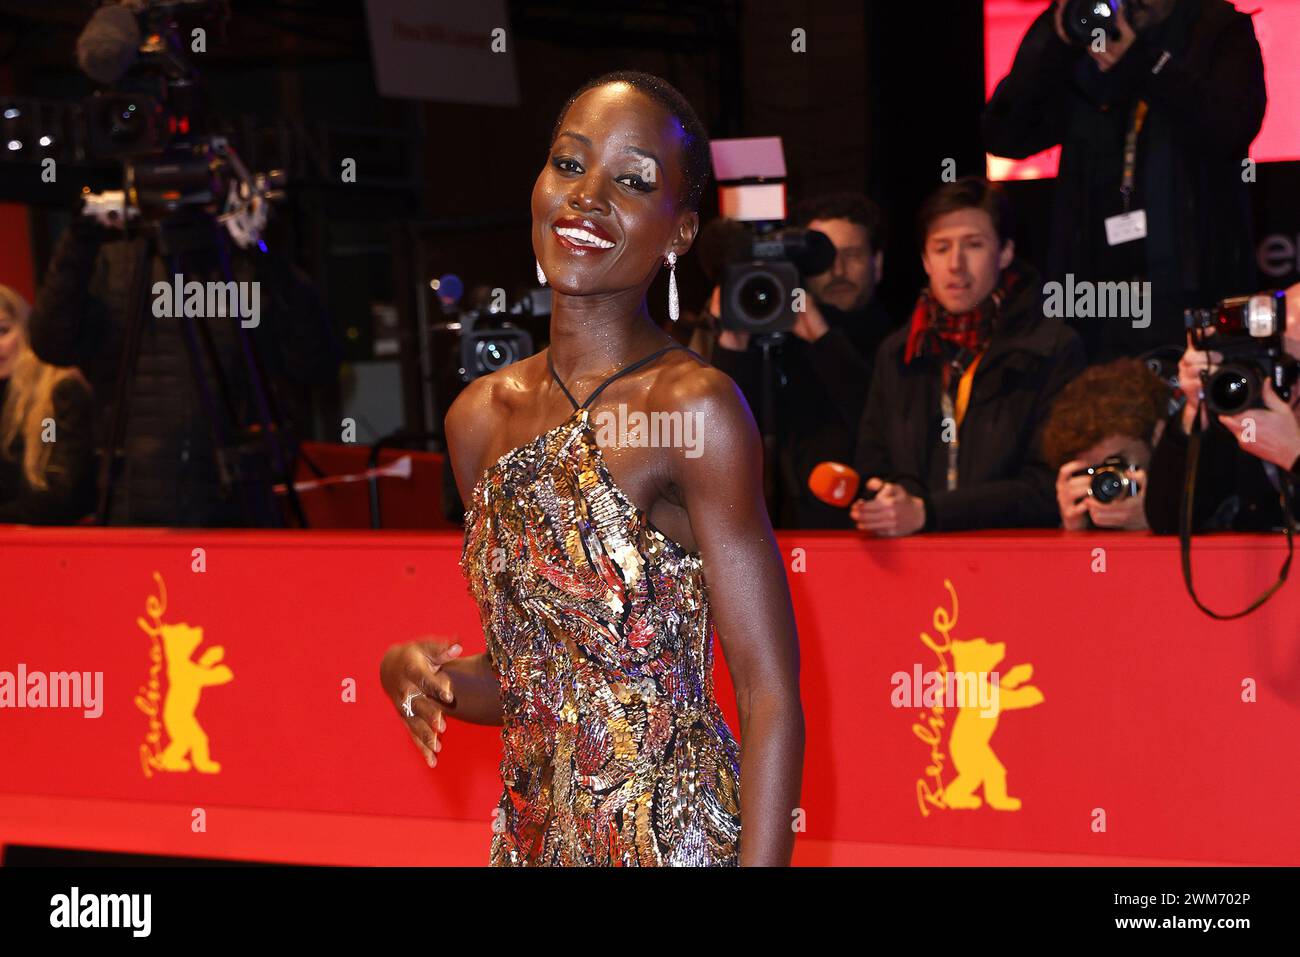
[401,690,426,718]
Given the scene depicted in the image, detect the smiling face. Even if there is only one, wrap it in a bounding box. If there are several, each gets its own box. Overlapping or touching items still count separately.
[532,82,698,298]
[921,207,1014,314]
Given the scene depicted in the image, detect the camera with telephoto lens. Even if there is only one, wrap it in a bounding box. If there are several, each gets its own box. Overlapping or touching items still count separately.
[720,226,836,335]
[1071,454,1137,504]
[1061,0,1124,48]
[1185,290,1298,416]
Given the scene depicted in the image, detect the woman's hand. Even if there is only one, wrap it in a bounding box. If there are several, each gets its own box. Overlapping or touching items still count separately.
[1055,459,1092,530]
[380,638,462,768]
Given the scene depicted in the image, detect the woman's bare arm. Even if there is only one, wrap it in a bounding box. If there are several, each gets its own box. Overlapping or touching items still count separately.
[436,377,506,728]
[438,653,504,726]
[671,366,805,866]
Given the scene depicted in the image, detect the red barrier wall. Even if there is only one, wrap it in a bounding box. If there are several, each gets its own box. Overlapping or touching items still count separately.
[0,526,1296,866]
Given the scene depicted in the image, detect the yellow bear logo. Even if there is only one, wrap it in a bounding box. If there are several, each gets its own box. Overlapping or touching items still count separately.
[136,572,234,777]
[156,623,233,773]
[944,638,1043,811]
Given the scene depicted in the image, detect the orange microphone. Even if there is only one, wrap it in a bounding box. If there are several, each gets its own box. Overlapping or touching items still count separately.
[808,461,868,508]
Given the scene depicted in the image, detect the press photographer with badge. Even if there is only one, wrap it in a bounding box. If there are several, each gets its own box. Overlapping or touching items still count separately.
[983,0,1267,363]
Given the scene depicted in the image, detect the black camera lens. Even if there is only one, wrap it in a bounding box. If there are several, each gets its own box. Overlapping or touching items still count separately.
[1092,471,1128,503]
[737,273,782,325]
[1206,364,1260,416]
[1062,0,1122,47]
[109,102,145,144]
[476,338,515,373]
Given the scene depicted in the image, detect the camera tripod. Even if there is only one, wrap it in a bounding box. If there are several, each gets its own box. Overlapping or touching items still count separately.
[95,213,308,528]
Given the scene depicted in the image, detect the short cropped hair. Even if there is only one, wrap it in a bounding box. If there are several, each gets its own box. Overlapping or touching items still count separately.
[917,176,1014,247]
[549,70,711,213]
[789,192,887,252]
[1040,358,1172,469]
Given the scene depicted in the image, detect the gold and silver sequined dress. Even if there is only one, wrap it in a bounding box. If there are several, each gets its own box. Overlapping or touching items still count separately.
[459,343,742,866]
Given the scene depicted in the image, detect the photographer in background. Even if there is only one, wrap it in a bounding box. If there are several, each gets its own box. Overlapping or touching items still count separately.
[983,0,1266,362]
[849,177,1085,536]
[1145,283,1300,534]
[710,192,896,527]
[0,284,96,524]
[1040,357,1171,530]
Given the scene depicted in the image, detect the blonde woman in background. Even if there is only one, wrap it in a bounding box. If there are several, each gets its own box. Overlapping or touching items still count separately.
[0,283,96,524]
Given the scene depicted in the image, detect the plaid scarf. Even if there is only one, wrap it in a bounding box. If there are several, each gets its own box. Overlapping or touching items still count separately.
[903,267,1022,367]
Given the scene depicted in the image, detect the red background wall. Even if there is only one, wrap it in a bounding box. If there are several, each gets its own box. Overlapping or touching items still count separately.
[1,526,1297,866]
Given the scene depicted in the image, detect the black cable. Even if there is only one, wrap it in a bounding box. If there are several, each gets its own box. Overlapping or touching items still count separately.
[1179,400,1293,619]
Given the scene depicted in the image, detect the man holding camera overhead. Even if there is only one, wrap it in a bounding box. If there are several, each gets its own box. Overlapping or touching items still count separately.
[982,0,1266,363]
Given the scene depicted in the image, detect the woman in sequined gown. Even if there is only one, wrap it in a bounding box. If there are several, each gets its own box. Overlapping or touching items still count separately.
[380,71,804,866]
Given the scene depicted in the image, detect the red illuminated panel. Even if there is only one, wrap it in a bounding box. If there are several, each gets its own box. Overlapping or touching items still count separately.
[985,0,1300,180]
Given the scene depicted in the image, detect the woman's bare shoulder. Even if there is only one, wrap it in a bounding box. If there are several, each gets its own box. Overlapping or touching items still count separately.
[654,347,755,430]
[444,354,545,492]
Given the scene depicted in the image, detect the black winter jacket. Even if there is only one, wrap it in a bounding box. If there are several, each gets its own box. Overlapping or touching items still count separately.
[711,298,897,528]
[0,375,96,525]
[1145,412,1300,533]
[852,265,1086,531]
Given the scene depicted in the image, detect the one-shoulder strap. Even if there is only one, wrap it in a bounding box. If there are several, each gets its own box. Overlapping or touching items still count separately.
[547,342,688,412]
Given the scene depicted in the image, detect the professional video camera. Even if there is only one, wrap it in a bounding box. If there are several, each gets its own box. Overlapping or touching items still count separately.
[720,227,837,334]
[1185,289,1297,416]
[428,283,548,434]
[72,1,306,527]
[76,0,283,246]
[452,291,548,383]
[707,137,836,334]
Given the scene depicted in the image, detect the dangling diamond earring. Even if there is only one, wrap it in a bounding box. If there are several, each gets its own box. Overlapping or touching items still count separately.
[536,258,547,286]
[666,251,678,322]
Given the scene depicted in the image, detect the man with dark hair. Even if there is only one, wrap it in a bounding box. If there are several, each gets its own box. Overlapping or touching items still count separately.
[710,192,897,527]
[849,177,1085,535]
[983,0,1266,362]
